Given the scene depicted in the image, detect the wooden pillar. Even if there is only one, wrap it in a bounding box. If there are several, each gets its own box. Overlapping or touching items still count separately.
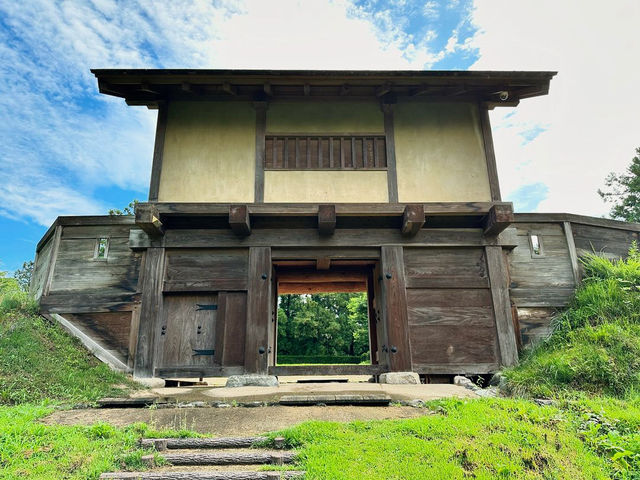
[134,247,165,378]
[253,102,268,203]
[380,246,412,371]
[382,101,399,203]
[148,102,168,202]
[485,246,518,366]
[563,221,581,285]
[479,104,502,201]
[244,247,272,374]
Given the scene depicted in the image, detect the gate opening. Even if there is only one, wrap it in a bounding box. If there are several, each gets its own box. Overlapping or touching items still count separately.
[272,260,379,372]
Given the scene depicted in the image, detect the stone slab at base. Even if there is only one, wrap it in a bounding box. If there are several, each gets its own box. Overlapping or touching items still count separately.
[226,375,279,388]
[378,372,420,384]
[133,377,166,388]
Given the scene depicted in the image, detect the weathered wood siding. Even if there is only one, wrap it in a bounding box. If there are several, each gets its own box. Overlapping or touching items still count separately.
[64,312,132,365]
[572,223,639,260]
[508,223,576,346]
[30,231,54,300]
[404,247,500,373]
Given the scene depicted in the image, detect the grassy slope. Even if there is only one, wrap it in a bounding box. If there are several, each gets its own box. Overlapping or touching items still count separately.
[0,277,139,405]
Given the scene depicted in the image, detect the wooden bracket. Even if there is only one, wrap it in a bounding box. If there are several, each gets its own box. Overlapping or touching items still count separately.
[318,205,336,236]
[483,204,514,237]
[135,204,164,237]
[316,257,331,270]
[401,204,425,237]
[229,205,251,237]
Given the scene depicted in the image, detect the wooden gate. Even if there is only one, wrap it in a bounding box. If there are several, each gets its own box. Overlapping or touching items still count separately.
[155,294,218,375]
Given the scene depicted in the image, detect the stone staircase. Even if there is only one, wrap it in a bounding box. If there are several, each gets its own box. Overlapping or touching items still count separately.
[100,436,304,480]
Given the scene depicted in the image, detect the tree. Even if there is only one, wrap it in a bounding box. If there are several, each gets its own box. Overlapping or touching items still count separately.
[13,260,34,292]
[598,147,640,222]
[108,200,138,216]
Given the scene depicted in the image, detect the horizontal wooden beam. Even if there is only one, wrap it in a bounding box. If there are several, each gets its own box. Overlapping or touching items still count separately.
[514,212,640,232]
[229,205,251,237]
[269,364,386,376]
[317,204,336,236]
[483,204,514,237]
[154,366,244,378]
[277,269,367,283]
[401,204,425,236]
[278,281,367,294]
[135,204,164,236]
[163,279,248,292]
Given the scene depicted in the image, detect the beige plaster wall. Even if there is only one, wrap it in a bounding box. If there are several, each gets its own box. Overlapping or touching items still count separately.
[267,101,383,133]
[158,102,255,202]
[394,102,491,202]
[264,171,388,203]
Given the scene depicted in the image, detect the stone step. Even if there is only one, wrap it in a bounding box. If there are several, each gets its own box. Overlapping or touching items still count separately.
[279,393,390,406]
[143,451,297,467]
[140,437,269,450]
[100,471,305,479]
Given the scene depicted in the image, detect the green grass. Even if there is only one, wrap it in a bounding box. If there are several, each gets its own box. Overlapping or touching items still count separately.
[269,398,620,479]
[505,249,640,398]
[0,276,139,405]
[0,404,202,480]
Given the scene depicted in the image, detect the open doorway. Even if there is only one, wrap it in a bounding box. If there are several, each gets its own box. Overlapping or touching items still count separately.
[271,260,379,373]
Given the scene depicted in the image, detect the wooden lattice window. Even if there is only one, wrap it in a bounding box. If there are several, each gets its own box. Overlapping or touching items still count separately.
[265,135,387,170]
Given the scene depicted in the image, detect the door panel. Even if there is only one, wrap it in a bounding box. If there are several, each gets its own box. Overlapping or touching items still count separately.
[157,294,218,369]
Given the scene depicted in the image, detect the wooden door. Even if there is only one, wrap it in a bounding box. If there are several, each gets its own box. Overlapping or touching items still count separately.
[157,294,218,370]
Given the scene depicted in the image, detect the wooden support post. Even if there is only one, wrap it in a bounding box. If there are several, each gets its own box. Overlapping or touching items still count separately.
[479,105,502,201]
[253,102,268,203]
[229,205,251,237]
[244,247,272,374]
[401,204,425,237]
[318,204,336,236]
[42,224,63,297]
[134,247,165,378]
[380,246,412,371]
[135,204,164,237]
[382,102,399,203]
[148,102,168,202]
[563,221,581,285]
[483,204,514,237]
[485,246,519,366]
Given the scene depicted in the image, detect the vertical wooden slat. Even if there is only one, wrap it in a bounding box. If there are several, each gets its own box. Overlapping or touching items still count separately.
[134,247,165,378]
[373,137,379,168]
[253,102,267,203]
[381,246,412,371]
[244,247,272,374]
[485,246,518,366]
[340,137,345,168]
[148,102,168,202]
[128,304,141,368]
[295,137,300,169]
[351,137,356,169]
[306,137,311,169]
[329,137,334,168]
[479,104,502,201]
[317,137,322,168]
[272,136,277,169]
[382,103,399,202]
[563,221,581,285]
[283,138,289,168]
[363,137,368,168]
[220,292,247,366]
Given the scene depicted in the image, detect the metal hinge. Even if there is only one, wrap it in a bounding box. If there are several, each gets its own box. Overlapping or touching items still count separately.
[192,349,215,356]
[196,304,218,311]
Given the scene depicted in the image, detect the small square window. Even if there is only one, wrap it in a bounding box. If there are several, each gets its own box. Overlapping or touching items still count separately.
[94,237,109,260]
[529,234,543,257]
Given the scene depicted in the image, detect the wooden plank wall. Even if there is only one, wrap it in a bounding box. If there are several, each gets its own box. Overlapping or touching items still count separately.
[572,223,639,261]
[508,223,576,346]
[30,232,54,301]
[403,247,500,374]
[64,312,132,365]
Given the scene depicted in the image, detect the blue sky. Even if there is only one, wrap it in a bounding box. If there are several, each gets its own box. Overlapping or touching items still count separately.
[1,0,639,273]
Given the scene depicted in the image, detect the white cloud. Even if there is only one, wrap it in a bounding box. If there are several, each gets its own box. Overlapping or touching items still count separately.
[469,0,640,216]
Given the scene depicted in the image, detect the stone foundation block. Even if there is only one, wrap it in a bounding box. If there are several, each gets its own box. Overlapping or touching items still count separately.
[378,372,420,384]
[225,375,279,388]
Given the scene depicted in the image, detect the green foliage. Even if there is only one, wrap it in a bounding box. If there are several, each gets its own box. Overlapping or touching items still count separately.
[277,293,369,360]
[108,200,138,216]
[599,147,640,222]
[0,405,200,479]
[0,279,138,405]
[506,245,640,398]
[12,261,34,292]
[273,398,611,479]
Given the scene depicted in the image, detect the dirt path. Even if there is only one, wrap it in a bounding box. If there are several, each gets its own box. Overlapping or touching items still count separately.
[42,405,430,435]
